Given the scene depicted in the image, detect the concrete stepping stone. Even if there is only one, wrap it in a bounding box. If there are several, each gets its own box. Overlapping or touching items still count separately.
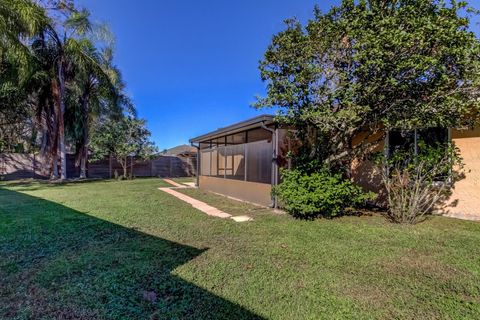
[231,215,253,222]
[183,182,196,187]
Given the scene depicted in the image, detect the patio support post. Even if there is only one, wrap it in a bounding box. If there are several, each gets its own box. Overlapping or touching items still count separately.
[224,140,227,179]
[244,143,247,181]
[261,122,277,208]
[191,143,200,187]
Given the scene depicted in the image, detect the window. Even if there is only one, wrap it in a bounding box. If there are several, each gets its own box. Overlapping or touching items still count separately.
[388,130,416,157]
[387,128,450,180]
[388,128,449,155]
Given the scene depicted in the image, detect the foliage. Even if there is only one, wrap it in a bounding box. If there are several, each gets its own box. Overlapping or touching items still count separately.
[379,143,464,224]
[256,0,480,173]
[90,115,157,178]
[0,0,48,152]
[273,168,376,218]
[0,0,133,180]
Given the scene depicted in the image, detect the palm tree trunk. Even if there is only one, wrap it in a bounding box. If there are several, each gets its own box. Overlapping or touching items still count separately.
[57,58,67,180]
[79,91,90,179]
[79,142,88,179]
[80,150,87,179]
[50,80,61,180]
[52,153,59,179]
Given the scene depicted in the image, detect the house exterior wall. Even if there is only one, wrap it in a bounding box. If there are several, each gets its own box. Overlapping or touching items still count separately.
[351,130,386,200]
[199,176,272,207]
[444,128,480,220]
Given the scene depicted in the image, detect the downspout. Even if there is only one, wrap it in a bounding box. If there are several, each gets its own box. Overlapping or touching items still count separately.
[261,122,278,208]
[191,142,200,187]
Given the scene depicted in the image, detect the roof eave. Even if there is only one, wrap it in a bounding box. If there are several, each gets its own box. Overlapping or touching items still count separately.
[189,114,276,143]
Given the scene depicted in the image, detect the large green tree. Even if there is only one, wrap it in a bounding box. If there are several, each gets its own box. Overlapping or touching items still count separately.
[31,2,115,179]
[39,6,100,179]
[256,0,480,174]
[90,115,157,179]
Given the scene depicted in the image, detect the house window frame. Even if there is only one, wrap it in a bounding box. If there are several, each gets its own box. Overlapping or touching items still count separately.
[384,128,453,183]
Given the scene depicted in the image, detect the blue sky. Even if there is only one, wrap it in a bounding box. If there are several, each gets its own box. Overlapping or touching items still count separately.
[78,0,479,150]
[77,0,336,150]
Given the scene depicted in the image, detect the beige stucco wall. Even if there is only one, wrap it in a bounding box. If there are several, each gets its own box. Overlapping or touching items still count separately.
[444,128,480,220]
[351,130,386,200]
[199,176,272,207]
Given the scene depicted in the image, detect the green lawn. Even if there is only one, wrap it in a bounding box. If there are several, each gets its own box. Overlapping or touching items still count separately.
[1,179,479,319]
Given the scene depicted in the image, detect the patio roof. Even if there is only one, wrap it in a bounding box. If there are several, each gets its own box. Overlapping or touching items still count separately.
[189,114,275,143]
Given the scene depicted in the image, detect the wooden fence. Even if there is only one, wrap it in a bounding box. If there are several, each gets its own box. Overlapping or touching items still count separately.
[0,153,196,181]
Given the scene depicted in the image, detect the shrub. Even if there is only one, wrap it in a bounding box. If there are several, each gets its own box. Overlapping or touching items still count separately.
[273,169,376,219]
[380,143,463,224]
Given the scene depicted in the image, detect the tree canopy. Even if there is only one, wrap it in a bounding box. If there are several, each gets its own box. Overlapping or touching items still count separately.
[256,0,480,173]
[90,115,157,179]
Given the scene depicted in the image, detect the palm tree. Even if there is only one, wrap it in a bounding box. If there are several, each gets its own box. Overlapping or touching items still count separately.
[0,0,47,55]
[2,1,130,179]
[33,5,112,179]
[67,44,123,178]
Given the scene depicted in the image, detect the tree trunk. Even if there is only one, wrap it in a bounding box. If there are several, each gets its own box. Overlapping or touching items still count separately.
[79,100,89,179]
[50,79,61,180]
[52,153,59,179]
[57,58,67,180]
[58,117,67,180]
[130,156,134,179]
[80,149,87,179]
[123,158,127,178]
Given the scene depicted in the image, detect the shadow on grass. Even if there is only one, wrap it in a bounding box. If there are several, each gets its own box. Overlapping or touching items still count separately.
[0,178,147,193]
[0,188,263,319]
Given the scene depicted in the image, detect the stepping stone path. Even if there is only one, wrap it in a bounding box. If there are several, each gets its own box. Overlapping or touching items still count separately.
[162,179,186,188]
[159,179,253,222]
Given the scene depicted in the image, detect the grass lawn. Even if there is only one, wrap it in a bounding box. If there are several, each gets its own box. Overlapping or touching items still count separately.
[1,178,480,319]
[171,177,196,184]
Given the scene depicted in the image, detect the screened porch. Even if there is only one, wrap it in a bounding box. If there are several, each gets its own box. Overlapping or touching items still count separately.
[199,127,273,184]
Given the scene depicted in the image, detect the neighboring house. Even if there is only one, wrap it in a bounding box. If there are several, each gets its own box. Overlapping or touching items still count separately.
[161,145,197,158]
[190,115,480,219]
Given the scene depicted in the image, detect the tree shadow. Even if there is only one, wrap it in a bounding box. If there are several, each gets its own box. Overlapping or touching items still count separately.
[0,188,263,319]
[0,178,123,192]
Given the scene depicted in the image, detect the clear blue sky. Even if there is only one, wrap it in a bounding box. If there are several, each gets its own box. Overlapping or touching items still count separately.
[77,0,336,150]
[78,0,479,150]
